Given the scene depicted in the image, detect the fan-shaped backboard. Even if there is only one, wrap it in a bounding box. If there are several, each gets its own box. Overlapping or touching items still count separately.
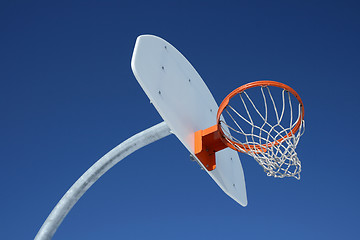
[131,35,247,206]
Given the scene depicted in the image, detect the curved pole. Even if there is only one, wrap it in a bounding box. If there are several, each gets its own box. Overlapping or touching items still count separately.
[35,121,171,240]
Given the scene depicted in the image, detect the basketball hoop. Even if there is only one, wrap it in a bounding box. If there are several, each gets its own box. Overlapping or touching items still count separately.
[195,80,305,179]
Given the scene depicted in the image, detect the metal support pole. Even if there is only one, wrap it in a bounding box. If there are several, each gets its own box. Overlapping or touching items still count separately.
[35,121,171,240]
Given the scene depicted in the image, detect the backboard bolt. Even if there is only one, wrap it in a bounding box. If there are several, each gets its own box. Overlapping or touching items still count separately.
[161,66,164,70]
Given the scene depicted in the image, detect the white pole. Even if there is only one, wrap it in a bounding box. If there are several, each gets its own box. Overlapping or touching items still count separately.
[35,121,171,240]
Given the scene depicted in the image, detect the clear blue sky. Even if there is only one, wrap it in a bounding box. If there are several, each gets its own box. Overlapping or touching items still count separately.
[1,1,359,239]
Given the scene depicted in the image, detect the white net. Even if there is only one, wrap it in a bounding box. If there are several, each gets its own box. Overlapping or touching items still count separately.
[219,85,305,179]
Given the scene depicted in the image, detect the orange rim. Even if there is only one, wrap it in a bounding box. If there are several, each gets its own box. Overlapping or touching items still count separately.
[216,80,305,152]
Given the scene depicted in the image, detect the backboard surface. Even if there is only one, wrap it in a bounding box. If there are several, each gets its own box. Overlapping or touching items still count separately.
[131,35,247,206]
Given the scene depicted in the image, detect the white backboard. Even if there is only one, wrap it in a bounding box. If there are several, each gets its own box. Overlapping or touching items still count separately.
[131,35,247,206]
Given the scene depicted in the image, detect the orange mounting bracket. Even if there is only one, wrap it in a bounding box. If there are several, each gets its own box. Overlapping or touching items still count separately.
[194,124,228,171]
